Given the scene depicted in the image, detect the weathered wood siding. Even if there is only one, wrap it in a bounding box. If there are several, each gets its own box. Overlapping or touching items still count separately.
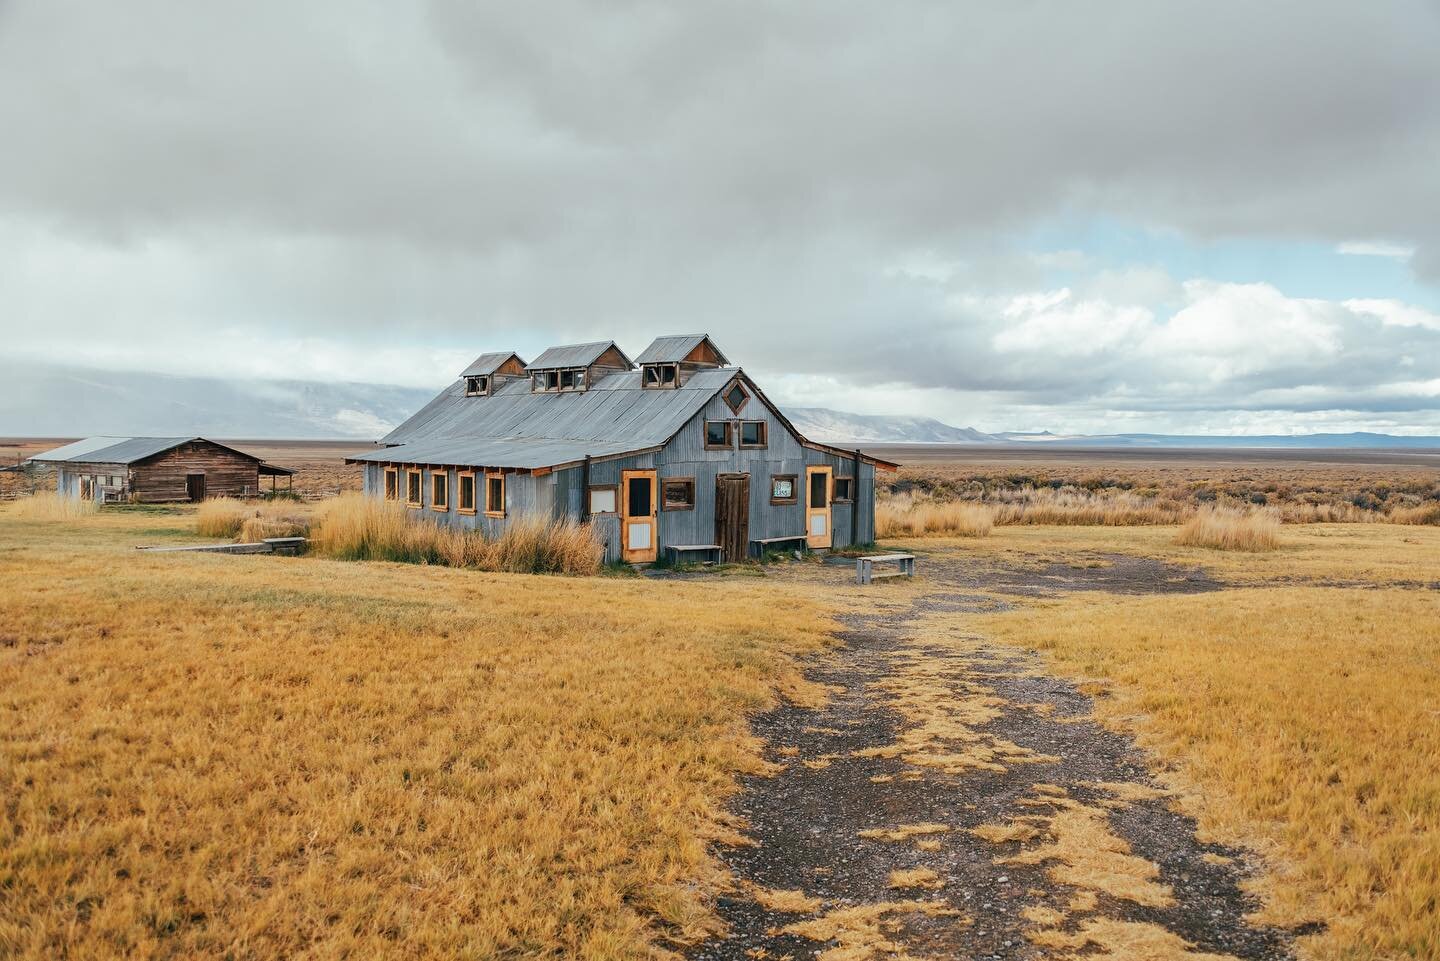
[130,442,261,502]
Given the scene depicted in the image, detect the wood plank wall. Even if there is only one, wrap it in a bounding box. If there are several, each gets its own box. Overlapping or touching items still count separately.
[130,442,261,502]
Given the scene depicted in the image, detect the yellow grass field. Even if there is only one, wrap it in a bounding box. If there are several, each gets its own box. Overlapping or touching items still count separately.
[0,506,831,960]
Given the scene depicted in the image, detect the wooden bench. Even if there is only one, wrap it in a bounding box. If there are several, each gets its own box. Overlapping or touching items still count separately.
[750,534,808,558]
[856,553,915,585]
[666,544,723,565]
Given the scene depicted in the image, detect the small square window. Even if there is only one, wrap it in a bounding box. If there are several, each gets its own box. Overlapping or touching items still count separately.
[834,477,854,502]
[588,486,617,514]
[771,475,797,505]
[560,369,580,390]
[662,477,695,511]
[724,381,748,413]
[705,421,733,449]
[465,375,488,396]
[740,420,767,448]
[643,363,678,388]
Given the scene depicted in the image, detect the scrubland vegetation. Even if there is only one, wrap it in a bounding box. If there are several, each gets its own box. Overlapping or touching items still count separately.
[0,507,831,960]
[878,459,1440,537]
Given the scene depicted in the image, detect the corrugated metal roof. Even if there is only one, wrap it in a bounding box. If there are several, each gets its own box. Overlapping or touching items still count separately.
[28,436,197,465]
[461,351,525,377]
[634,333,730,366]
[526,340,633,370]
[357,367,739,470]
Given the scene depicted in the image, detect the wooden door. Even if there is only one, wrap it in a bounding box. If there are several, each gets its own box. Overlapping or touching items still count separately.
[806,466,832,549]
[186,473,207,502]
[715,473,750,562]
[620,469,658,563]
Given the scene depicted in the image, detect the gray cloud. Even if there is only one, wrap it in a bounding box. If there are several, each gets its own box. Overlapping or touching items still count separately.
[0,0,1438,432]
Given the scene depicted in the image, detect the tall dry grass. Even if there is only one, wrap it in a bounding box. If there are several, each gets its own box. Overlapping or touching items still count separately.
[7,491,99,521]
[309,493,603,576]
[1175,505,1281,552]
[875,494,993,538]
[196,497,311,541]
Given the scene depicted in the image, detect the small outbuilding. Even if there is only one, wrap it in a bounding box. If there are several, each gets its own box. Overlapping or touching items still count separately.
[27,437,295,503]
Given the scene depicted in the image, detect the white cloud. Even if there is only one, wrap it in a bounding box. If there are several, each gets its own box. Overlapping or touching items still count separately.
[1344,298,1440,331]
[1336,241,1416,259]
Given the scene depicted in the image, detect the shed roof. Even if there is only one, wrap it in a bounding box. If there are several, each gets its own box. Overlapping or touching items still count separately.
[461,351,526,377]
[526,340,633,370]
[26,436,272,468]
[634,333,730,366]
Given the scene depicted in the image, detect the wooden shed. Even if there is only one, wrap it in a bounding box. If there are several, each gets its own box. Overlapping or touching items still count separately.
[348,335,898,564]
[27,437,294,503]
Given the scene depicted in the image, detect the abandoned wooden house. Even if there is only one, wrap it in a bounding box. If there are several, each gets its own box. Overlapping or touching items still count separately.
[28,437,295,503]
[348,334,897,564]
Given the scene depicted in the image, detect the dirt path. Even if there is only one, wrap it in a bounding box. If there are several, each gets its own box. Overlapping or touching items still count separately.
[694,557,1297,961]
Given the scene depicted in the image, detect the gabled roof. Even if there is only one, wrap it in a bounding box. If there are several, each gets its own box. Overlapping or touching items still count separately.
[30,436,196,465]
[526,340,633,370]
[635,333,730,366]
[26,436,271,467]
[462,351,525,377]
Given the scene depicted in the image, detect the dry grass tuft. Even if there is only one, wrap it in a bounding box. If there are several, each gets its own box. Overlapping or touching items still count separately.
[308,493,603,576]
[857,823,951,843]
[194,496,251,537]
[886,867,943,890]
[749,886,822,914]
[875,495,994,538]
[7,491,99,521]
[781,900,962,960]
[1027,917,1238,960]
[1174,505,1280,552]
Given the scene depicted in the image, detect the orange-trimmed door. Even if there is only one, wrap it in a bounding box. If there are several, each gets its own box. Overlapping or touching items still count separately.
[805,465,832,548]
[621,469,658,563]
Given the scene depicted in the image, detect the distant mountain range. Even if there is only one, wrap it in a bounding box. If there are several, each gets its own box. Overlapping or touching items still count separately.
[2,362,1436,450]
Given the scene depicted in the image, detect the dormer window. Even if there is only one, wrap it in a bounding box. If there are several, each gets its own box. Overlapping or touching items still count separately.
[531,368,586,392]
[465,375,489,396]
[642,363,679,389]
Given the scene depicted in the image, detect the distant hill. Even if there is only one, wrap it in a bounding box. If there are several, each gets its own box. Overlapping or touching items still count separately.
[994,431,1440,449]
[0,362,433,439]
[786,407,996,444]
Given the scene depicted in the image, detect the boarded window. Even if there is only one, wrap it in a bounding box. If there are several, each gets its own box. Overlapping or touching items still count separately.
[406,469,422,507]
[627,475,653,516]
[486,473,506,517]
[705,421,732,449]
[771,475,797,505]
[662,477,695,511]
[739,420,767,448]
[834,476,854,502]
[458,473,476,513]
[431,471,449,512]
[588,486,617,514]
[810,471,828,508]
[384,467,398,500]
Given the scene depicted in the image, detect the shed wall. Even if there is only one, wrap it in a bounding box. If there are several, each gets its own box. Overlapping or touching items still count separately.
[128,442,261,501]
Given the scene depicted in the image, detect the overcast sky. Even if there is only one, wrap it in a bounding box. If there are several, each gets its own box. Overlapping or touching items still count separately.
[3,0,1439,435]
